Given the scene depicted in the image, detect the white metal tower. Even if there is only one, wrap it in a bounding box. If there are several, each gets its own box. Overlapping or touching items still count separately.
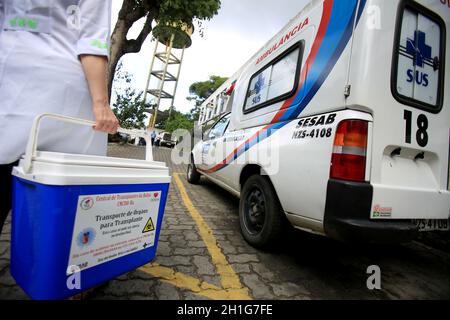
[143,23,193,129]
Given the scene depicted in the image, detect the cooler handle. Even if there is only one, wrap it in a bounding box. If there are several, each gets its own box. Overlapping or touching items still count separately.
[23,113,153,173]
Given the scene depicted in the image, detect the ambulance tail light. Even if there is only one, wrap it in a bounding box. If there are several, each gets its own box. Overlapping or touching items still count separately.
[330,120,368,183]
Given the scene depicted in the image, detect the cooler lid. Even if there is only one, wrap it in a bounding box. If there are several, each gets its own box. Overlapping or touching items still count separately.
[13,151,171,186]
[14,114,171,185]
[33,151,168,170]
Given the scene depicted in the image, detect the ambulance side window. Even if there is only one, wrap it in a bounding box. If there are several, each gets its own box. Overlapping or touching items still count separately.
[207,114,230,140]
[202,117,217,139]
[392,1,445,113]
[243,41,304,114]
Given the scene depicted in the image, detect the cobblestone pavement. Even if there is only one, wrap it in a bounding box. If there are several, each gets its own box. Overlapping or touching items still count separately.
[1,144,449,300]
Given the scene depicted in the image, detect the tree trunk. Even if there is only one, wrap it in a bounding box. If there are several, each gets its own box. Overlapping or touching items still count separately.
[108,19,128,98]
[108,1,157,99]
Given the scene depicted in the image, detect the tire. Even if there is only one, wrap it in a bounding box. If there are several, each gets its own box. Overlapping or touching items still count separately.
[239,175,286,248]
[187,155,201,184]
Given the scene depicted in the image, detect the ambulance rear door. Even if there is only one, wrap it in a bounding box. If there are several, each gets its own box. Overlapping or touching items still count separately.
[369,0,449,221]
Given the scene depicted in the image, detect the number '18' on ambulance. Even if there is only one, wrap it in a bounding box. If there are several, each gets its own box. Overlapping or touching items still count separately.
[188,0,450,247]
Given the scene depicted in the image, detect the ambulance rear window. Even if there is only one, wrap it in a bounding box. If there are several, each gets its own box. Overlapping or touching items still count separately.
[244,41,304,114]
[392,1,445,113]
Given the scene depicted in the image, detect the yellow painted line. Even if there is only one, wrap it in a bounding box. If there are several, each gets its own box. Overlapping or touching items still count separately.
[138,172,252,300]
[173,173,251,299]
[140,263,219,293]
[140,263,250,300]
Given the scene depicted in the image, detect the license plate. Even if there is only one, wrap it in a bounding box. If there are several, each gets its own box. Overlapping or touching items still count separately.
[412,219,449,232]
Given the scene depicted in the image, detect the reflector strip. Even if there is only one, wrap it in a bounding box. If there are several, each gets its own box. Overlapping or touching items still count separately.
[332,145,366,157]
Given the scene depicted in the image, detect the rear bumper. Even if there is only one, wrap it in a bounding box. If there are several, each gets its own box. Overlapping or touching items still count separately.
[323,179,418,244]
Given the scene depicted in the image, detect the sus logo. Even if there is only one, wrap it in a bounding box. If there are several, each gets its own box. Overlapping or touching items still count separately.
[250,73,265,105]
[403,30,435,87]
[254,73,265,95]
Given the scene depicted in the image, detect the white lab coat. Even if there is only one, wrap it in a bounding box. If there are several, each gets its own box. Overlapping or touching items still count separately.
[0,0,111,164]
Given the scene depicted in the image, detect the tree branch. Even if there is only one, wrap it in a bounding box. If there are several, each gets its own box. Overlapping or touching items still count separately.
[123,12,155,53]
[118,0,148,27]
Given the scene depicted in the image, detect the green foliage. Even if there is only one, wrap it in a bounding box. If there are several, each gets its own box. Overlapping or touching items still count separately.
[157,0,221,26]
[113,88,148,129]
[112,63,147,129]
[164,110,194,133]
[153,109,170,129]
[189,75,228,101]
[187,75,228,120]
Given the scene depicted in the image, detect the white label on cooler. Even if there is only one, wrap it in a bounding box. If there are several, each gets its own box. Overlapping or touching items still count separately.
[68,191,162,272]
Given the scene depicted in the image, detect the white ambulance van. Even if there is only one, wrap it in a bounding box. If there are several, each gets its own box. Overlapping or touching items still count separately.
[188,0,450,247]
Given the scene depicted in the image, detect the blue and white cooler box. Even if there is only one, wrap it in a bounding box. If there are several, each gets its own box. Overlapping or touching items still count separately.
[10,114,171,300]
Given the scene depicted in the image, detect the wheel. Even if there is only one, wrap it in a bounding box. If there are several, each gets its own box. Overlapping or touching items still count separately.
[187,155,201,184]
[239,175,286,248]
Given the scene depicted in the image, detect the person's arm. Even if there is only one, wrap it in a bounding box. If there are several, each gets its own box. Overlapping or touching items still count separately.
[76,0,117,133]
[80,55,119,133]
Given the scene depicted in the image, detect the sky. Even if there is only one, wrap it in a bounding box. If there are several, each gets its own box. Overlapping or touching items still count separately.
[111,0,310,114]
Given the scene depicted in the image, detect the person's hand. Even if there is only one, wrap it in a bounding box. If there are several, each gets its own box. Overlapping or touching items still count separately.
[79,55,119,134]
[92,102,120,134]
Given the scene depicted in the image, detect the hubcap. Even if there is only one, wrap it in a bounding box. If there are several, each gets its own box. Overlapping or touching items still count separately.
[243,187,266,235]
